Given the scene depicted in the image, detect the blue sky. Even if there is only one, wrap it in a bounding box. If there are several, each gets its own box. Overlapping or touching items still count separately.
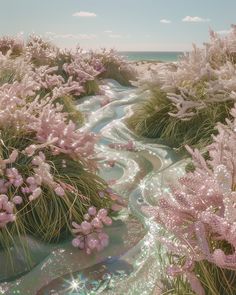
[0,0,235,51]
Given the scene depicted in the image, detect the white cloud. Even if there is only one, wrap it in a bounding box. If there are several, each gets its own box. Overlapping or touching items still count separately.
[182,16,210,23]
[217,29,231,35]
[104,30,123,38]
[78,34,97,40]
[56,34,75,39]
[45,31,55,36]
[45,32,97,40]
[72,11,97,17]
[109,34,122,38]
[160,19,172,24]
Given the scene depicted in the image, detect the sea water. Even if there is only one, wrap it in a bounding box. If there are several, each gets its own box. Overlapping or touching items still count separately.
[119,51,184,62]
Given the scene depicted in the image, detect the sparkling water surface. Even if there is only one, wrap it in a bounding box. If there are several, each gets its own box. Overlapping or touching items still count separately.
[0,80,186,295]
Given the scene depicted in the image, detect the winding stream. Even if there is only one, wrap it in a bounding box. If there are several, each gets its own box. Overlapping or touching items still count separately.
[0,80,184,295]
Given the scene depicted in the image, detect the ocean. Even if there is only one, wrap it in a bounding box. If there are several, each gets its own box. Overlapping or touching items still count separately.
[119,51,184,62]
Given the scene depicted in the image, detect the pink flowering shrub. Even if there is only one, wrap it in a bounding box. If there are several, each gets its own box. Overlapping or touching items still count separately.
[60,47,103,96]
[127,25,236,150]
[24,36,135,96]
[0,79,122,253]
[0,36,24,56]
[25,35,59,66]
[0,34,136,110]
[0,53,32,85]
[95,48,137,86]
[151,104,236,294]
[71,188,124,255]
[0,34,131,254]
[141,25,236,120]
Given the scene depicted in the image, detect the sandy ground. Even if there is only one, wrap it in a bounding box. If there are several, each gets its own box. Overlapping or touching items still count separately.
[130,60,177,80]
[130,60,161,79]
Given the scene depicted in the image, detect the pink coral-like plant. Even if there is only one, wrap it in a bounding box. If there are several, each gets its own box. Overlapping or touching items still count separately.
[150,103,236,293]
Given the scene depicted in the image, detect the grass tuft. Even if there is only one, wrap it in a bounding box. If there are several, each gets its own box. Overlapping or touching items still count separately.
[126,88,233,151]
[99,60,137,86]
[54,95,84,124]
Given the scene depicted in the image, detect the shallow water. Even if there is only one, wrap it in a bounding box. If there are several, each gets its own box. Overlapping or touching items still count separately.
[0,80,185,295]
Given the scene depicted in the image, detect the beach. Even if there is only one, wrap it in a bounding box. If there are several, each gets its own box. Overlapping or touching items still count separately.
[130,60,177,80]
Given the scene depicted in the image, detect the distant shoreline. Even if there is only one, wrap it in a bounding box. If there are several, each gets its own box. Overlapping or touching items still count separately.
[131,60,175,80]
[119,51,184,62]
[129,60,164,64]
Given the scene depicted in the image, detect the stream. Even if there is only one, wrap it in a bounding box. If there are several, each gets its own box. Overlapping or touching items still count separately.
[0,80,186,295]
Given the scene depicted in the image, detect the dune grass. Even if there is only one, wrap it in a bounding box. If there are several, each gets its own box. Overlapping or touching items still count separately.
[162,261,236,295]
[126,88,233,151]
[159,241,236,295]
[0,68,19,85]
[0,128,113,249]
[54,95,84,124]
[81,79,100,97]
[98,58,137,86]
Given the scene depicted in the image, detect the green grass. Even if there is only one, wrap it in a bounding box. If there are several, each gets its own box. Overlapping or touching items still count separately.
[0,58,29,86]
[161,261,236,295]
[196,261,236,295]
[54,95,84,124]
[80,79,100,97]
[158,249,236,295]
[0,128,112,258]
[98,60,137,86]
[126,88,233,152]
[0,68,19,85]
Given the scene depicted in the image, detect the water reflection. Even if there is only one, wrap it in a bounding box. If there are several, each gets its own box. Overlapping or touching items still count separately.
[0,80,179,294]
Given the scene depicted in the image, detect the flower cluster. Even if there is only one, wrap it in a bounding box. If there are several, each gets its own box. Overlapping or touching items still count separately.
[0,52,31,86]
[95,48,137,86]
[0,34,129,255]
[0,79,98,161]
[0,145,67,204]
[63,47,104,82]
[25,35,59,66]
[127,25,236,151]
[0,35,135,101]
[151,104,236,293]
[72,206,112,254]
[0,35,24,56]
[136,25,236,120]
[0,88,117,252]
[0,195,15,228]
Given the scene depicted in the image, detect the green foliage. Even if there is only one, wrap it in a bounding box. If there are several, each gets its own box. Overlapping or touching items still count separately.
[81,79,100,97]
[195,261,236,295]
[0,129,112,248]
[99,60,137,86]
[0,68,18,85]
[126,88,233,151]
[161,261,236,295]
[54,95,84,124]
[159,239,236,295]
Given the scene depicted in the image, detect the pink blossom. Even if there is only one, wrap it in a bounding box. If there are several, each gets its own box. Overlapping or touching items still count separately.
[0,195,16,227]
[71,206,112,254]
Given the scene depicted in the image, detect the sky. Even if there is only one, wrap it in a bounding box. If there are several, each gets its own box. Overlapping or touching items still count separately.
[0,0,235,51]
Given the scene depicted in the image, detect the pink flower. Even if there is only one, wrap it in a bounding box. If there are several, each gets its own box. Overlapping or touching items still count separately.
[0,195,16,227]
[12,195,23,205]
[29,187,42,202]
[71,206,112,254]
